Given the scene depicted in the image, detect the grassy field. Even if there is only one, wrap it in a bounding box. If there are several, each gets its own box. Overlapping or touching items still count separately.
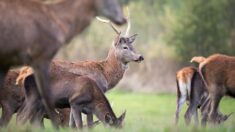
[1,90,235,132]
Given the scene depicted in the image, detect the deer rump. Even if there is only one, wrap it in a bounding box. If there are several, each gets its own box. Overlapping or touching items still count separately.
[199,56,235,98]
[198,54,235,124]
[176,68,207,124]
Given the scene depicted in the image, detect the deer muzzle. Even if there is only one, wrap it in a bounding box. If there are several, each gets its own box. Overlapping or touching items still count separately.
[135,55,144,63]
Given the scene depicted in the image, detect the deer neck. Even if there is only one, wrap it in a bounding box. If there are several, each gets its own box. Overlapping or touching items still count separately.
[93,92,117,123]
[49,0,95,43]
[101,48,126,90]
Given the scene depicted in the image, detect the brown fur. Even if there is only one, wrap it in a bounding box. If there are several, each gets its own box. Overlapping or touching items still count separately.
[197,54,234,124]
[16,33,143,126]
[17,73,126,129]
[175,67,196,123]
[175,66,209,125]
[51,34,144,92]
[176,67,195,84]
[0,69,24,126]
[190,56,206,64]
[16,66,33,85]
[0,0,125,127]
[16,16,141,126]
[0,69,70,127]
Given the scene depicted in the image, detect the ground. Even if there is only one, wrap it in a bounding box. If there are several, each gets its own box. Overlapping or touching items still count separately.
[1,90,235,132]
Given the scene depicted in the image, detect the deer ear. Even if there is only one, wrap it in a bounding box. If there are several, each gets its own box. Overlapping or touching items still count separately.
[118,110,126,123]
[105,114,113,124]
[128,34,138,44]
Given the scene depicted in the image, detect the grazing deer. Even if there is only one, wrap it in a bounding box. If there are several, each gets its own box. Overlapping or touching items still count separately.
[0,0,126,126]
[17,9,143,127]
[21,73,126,129]
[175,66,207,125]
[193,54,234,125]
[0,68,71,127]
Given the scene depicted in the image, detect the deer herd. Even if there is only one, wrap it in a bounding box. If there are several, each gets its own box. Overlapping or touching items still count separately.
[0,0,233,130]
[176,54,234,126]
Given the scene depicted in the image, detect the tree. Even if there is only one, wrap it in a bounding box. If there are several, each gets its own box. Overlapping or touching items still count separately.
[166,0,235,61]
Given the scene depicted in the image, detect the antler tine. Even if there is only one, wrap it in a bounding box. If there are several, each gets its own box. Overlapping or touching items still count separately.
[96,17,120,35]
[124,7,131,37]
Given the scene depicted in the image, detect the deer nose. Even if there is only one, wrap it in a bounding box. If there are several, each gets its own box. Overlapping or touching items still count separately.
[114,17,127,25]
[138,55,144,61]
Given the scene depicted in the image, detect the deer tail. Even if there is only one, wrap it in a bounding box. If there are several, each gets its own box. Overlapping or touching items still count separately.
[198,62,208,89]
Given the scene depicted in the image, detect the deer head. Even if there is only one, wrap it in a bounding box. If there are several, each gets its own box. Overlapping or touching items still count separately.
[97,8,144,68]
[113,34,144,65]
[95,0,126,25]
[104,111,126,128]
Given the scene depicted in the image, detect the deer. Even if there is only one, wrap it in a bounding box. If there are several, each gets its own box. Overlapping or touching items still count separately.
[191,54,234,125]
[0,0,126,127]
[51,10,144,93]
[175,66,208,125]
[20,71,126,129]
[16,8,143,127]
[15,66,100,128]
[0,69,24,126]
[0,68,72,127]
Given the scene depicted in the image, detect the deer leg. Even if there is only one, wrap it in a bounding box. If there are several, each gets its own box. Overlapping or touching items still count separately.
[32,63,58,128]
[184,102,197,125]
[201,96,211,126]
[71,104,83,129]
[16,99,27,125]
[0,102,14,126]
[208,92,223,124]
[0,70,7,89]
[194,109,199,125]
[30,106,46,127]
[175,94,186,124]
[69,110,76,128]
[87,112,93,128]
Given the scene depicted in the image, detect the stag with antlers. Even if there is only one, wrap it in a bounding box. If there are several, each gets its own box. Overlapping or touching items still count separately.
[16,8,143,127]
[0,0,126,127]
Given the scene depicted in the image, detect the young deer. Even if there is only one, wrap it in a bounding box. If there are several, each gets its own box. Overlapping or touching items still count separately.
[0,0,126,126]
[21,72,126,129]
[193,54,234,125]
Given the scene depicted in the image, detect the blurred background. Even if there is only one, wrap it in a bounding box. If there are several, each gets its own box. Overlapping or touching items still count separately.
[55,0,235,93]
[2,0,235,131]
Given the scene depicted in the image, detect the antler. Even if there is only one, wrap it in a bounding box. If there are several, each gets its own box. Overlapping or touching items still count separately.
[96,17,120,35]
[124,7,131,37]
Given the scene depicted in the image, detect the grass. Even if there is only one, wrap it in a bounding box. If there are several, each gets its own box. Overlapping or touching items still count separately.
[1,90,235,132]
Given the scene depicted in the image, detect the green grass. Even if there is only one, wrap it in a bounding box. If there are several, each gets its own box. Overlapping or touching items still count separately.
[1,90,235,132]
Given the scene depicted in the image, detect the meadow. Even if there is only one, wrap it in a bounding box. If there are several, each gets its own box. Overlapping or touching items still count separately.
[1,90,235,132]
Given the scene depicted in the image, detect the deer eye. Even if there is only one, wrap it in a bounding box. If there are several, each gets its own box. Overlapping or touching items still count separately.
[119,38,126,44]
[123,47,128,50]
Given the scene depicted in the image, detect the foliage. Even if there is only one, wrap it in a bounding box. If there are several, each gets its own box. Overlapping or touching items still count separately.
[55,0,235,92]
[166,0,235,61]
